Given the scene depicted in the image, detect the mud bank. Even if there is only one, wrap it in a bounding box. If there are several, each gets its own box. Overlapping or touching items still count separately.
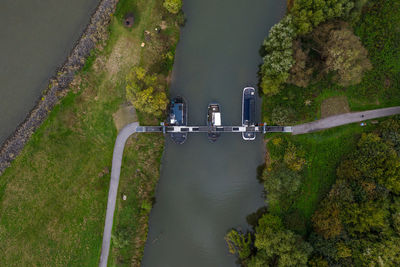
[0,0,118,175]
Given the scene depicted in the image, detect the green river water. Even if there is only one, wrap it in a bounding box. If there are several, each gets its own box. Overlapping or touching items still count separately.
[142,0,285,266]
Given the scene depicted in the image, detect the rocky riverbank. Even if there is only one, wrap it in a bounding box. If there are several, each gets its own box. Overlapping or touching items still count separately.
[0,0,118,175]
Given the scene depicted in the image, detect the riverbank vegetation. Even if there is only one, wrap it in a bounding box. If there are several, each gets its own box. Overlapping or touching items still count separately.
[0,0,182,266]
[228,118,400,266]
[227,0,400,265]
[262,0,400,124]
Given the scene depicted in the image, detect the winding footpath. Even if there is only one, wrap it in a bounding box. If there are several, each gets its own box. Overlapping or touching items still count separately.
[99,122,139,267]
[99,106,400,266]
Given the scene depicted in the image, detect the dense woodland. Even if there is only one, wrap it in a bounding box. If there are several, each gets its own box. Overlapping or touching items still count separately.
[226,0,400,266]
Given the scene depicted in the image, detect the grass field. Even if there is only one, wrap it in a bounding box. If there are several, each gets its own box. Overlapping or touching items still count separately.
[0,0,179,266]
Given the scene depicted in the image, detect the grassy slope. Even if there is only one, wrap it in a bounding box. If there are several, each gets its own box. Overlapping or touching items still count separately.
[263,0,400,236]
[0,0,178,266]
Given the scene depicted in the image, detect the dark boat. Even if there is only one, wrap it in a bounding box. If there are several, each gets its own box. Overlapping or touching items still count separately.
[168,96,187,144]
[242,87,256,140]
[207,103,222,142]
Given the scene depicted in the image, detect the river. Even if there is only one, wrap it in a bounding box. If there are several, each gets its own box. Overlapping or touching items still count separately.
[142,0,285,266]
[0,0,100,145]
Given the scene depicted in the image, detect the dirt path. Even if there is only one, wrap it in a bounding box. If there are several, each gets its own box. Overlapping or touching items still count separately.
[292,106,400,135]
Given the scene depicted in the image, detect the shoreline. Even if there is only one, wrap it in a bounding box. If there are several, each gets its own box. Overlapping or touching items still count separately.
[0,0,118,175]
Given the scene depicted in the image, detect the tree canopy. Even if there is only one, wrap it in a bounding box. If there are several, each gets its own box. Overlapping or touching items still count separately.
[125,67,168,117]
[260,15,296,96]
[249,214,313,267]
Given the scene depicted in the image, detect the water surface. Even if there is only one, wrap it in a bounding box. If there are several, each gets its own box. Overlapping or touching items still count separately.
[143,0,285,266]
[0,0,100,144]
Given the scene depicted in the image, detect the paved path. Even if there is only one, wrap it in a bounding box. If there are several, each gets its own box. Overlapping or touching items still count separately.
[99,122,139,267]
[99,106,400,266]
[292,106,400,135]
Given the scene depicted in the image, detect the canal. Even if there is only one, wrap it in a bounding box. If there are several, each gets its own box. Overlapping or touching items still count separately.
[142,0,285,266]
[0,0,100,145]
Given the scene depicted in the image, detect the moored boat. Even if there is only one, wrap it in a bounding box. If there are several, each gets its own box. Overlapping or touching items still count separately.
[167,96,187,144]
[207,103,221,142]
[242,87,256,140]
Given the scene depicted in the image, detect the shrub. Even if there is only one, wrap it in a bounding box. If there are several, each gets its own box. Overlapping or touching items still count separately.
[271,106,295,126]
[163,0,182,14]
[284,143,306,171]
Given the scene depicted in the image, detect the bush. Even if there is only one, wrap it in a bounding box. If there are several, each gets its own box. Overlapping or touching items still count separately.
[271,106,295,126]
[284,143,306,171]
[163,0,182,14]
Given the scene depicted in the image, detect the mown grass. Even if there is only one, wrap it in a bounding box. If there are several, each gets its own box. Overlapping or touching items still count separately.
[0,0,179,266]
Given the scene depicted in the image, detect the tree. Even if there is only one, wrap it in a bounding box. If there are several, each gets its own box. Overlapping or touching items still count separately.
[225,229,253,261]
[163,0,182,14]
[250,214,313,267]
[381,117,400,156]
[342,200,390,235]
[323,26,372,86]
[312,200,343,239]
[260,15,296,95]
[263,165,301,210]
[352,133,400,194]
[126,67,168,117]
[353,237,400,266]
[291,0,355,35]
[391,197,400,235]
[288,40,313,88]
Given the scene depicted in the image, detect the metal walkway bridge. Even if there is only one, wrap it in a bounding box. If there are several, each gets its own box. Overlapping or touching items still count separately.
[136,124,292,134]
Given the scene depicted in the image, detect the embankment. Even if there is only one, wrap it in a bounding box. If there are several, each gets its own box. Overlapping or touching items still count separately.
[0,0,118,175]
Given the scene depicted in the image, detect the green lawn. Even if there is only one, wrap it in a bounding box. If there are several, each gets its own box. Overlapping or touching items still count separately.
[0,0,179,266]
